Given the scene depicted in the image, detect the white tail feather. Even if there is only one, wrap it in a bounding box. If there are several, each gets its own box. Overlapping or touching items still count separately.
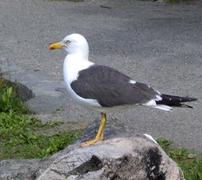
[144,100,172,111]
[154,105,173,111]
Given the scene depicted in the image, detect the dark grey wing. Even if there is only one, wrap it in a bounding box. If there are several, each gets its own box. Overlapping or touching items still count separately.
[71,65,159,107]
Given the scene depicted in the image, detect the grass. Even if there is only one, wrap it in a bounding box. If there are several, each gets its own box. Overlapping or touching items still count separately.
[0,77,82,159]
[0,112,82,159]
[0,78,29,113]
[157,138,202,180]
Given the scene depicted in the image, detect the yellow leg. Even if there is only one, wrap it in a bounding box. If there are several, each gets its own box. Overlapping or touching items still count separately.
[81,113,107,147]
[99,113,106,141]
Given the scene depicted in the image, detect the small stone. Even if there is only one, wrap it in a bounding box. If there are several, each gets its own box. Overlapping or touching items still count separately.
[188,153,197,159]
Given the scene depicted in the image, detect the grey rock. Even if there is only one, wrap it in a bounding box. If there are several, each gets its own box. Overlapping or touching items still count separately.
[0,78,34,102]
[0,120,183,180]
[37,136,183,180]
[0,160,40,180]
[0,114,183,180]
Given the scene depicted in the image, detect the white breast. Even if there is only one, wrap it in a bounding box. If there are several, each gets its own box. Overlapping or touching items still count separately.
[63,55,101,108]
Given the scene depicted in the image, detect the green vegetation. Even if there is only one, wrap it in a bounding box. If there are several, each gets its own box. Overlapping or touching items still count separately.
[0,79,28,113]
[157,138,202,180]
[0,78,82,159]
[0,112,81,159]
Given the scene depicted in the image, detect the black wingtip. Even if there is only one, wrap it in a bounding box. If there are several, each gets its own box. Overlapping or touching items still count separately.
[181,104,193,108]
[161,94,197,103]
[157,94,197,108]
[186,97,197,102]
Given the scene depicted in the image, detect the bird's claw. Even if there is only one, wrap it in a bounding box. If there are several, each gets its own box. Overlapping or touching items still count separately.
[80,137,103,147]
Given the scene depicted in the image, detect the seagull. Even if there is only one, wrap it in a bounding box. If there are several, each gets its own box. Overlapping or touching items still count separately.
[49,33,197,147]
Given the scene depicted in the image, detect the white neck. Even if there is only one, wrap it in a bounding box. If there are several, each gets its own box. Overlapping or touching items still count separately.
[63,54,94,84]
[66,52,89,60]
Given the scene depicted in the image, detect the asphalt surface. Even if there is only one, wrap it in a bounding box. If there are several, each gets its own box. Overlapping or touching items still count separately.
[0,0,202,152]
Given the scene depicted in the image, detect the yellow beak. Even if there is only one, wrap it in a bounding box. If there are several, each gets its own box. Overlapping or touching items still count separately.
[48,42,63,50]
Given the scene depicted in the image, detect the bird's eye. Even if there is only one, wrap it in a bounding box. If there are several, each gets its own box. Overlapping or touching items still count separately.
[64,40,70,44]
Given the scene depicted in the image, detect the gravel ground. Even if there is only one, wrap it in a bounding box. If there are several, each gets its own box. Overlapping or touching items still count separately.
[0,0,201,152]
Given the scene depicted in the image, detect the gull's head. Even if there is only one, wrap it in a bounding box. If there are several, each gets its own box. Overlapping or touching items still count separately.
[49,33,89,58]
